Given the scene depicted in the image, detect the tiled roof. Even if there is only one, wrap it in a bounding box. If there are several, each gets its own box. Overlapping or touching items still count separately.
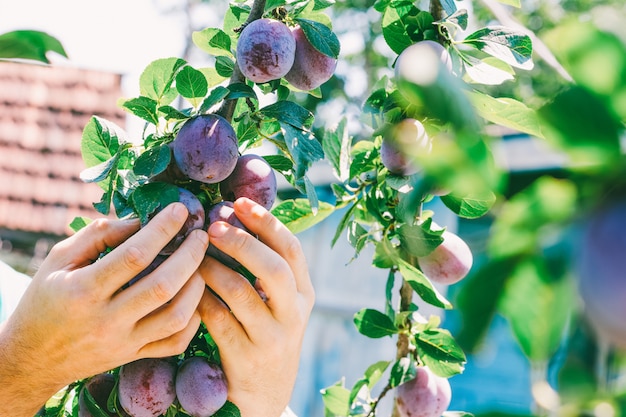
[0,61,126,236]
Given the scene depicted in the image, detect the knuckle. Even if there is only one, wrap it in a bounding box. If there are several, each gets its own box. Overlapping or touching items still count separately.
[230,280,256,305]
[90,218,110,233]
[166,308,189,334]
[150,277,176,303]
[123,245,152,272]
[283,235,303,260]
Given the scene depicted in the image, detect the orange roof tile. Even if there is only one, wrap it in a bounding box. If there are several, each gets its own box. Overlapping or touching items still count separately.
[0,61,126,236]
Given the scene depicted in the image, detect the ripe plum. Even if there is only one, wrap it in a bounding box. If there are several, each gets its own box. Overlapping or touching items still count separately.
[284,26,337,91]
[171,114,239,184]
[418,229,473,285]
[578,199,626,348]
[236,18,296,83]
[220,154,277,210]
[394,40,452,85]
[176,356,228,417]
[381,118,430,176]
[78,373,116,417]
[396,366,451,417]
[118,357,177,417]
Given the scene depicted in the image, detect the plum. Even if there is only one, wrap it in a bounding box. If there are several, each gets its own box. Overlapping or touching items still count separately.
[381,118,430,176]
[171,114,239,184]
[394,40,452,86]
[78,373,116,417]
[284,26,338,91]
[206,201,252,270]
[175,356,228,417]
[118,358,177,417]
[418,229,473,285]
[220,154,277,210]
[578,199,626,348]
[396,366,451,417]
[236,18,296,83]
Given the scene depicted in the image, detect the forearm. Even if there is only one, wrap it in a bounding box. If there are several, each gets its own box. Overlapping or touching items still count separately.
[0,320,67,417]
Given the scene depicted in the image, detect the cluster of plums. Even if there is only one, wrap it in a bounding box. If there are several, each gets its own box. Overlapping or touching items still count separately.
[236,18,337,90]
[151,112,278,270]
[79,356,227,417]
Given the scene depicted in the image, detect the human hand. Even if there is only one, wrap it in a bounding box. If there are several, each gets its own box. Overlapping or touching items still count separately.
[0,203,209,417]
[198,197,315,417]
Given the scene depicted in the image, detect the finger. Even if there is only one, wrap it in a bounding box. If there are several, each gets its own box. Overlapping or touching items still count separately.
[197,286,249,351]
[198,255,273,333]
[134,271,206,344]
[85,203,190,296]
[48,217,140,270]
[234,198,314,300]
[207,221,300,320]
[137,311,202,359]
[112,228,209,317]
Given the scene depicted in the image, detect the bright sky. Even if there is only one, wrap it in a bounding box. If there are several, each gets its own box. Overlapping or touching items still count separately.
[2,0,190,92]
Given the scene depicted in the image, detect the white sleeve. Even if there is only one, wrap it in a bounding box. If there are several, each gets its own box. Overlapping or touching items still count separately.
[281,406,298,417]
[0,261,31,323]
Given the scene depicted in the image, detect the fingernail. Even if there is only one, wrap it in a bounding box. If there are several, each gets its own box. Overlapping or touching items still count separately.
[235,197,260,214]
[208,222,228,238]
[171,202,188,221]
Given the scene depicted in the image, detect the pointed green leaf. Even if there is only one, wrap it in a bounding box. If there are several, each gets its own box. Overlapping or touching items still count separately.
[81,116,127,168]
[397,258,452,309]
[69,216,93,233]
[398,218,445,257]
[129,182,180,223]
[260,100,314,130]
[120,96,159,125]
[462,26,533,70]
[381,1,420,55]
[440,190,497,219]
[323,118,352,182]
[295,18,340,59]
[176,66,208,102]
[192,27,233,57]
[216,55,235,77]
[354,308,398,338]
[0,30,67,63]
[139,57,186,104]
[133,145,171,178]
[271,199,334,234]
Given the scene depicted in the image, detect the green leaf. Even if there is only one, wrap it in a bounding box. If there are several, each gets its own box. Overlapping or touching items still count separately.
[381,1,420,55]
[158,105,190,120]
[216,55,235,77]
[440,190,497,219]
[139,57,186,105]
[133,145,171,178]
[129,182,180,224]
[263,155,293,173]
[397,258,452,309]
[265,0,287,11]
[321,383,351,416]
[200,86,230,113]
[176,66,208,104]
[79,155,119,184]
[82,385,112,417]
[349,140,378,180]
[280,123,325,179]
[295,18,340,59]
[226,83,258,101]
[397,218,445,257]
[213,401,241,417]
[323,118,352,183]
[198,67,228,88]
[415,328,466,377]
[331,202,359,247]
[495,0,520,6]
[271,199,334,234]
[462,26,533,70]
[69,216,92,233]
[538,85,622,167]
[461,54,515,86]
[259,100,314,130]
[439,0,457,16]
[499,256,575,361]
[466,90,544,138]
[348,361,391,405]
[354,308,398,338]
[446,8,467,30]
[192,27,233,57]
[81,116,127,169]
[389,356,417,388]
[120,96,159,125]
[0,30,67,63]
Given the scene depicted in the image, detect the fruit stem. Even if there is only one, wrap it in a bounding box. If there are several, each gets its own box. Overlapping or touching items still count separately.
[217,0,267,123]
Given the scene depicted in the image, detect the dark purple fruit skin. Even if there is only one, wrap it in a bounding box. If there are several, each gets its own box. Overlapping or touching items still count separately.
[284,26,337,91]
[118,358,177,417]
[152,144,186,183]
[175,357,228,417]
[236,18,296,83]
[220,154,277,210]
[578,199,626,348]
[206,201,251,270]
[171,114,239,184]
[78,373,117,417]
[161,188,206,255]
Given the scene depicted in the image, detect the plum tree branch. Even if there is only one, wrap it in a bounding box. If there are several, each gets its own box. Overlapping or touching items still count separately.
[217,0,267,122]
